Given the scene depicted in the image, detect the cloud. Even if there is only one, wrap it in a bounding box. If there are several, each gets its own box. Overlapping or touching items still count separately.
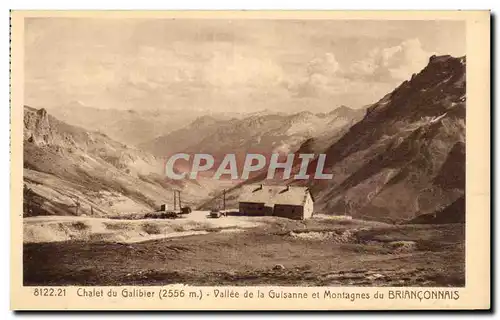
[307,52,340,78]
[25,18,460,112]
[203,49,285,89]
[348,38,433,82]
[285,39,435,106]
[288,52,343,98]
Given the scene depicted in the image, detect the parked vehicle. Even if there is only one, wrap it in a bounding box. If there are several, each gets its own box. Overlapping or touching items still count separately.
[209,208,226,218]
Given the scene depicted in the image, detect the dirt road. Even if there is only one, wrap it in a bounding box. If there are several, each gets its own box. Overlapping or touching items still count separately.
[24,211,263,243]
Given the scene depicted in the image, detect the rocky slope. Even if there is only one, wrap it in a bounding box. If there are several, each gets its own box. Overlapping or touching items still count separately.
[206,55,466,223]
[23,106,208,217]
[407,195,465,224]
[311,55,466,222]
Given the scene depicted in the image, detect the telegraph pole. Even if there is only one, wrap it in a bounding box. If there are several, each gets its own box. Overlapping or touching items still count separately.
[178,191,182,211]
[223,189,226,211]
[173,190,177,211]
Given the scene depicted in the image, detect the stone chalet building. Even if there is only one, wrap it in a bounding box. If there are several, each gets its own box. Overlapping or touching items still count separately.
[238,184,314,220]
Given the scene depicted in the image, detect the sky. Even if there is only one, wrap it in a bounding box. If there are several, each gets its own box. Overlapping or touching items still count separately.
[25,18,465,113]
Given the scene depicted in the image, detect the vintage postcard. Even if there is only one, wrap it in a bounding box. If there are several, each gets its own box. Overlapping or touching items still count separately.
[10,10,490,310]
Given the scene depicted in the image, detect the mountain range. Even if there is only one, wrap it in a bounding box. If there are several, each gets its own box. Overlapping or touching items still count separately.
[201,55,466,224]
[47,101,241,146]
[23,54,466,223]
[139,106,364,172]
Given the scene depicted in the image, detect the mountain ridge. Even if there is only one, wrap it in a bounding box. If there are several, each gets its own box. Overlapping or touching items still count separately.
[139,106,365,160]
[201,55,466,223]
[23,106,208,217]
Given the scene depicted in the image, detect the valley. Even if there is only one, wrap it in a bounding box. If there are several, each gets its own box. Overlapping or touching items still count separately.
[22,101,364,218]
[21,54,467,288]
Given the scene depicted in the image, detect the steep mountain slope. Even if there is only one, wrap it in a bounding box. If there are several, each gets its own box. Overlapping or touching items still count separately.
[207,55,466,223]
[310,55,466,222]
[140,106,364,165]
[407,195,465,224]
[23,106,208,217]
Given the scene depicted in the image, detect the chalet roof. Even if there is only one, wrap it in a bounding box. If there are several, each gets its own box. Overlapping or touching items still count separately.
[239,184,311,207]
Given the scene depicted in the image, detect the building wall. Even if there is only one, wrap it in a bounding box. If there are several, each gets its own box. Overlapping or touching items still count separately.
[303,193,314,219]
[273,204,304,220]
[239,202,273,216]
[239,192,315,220]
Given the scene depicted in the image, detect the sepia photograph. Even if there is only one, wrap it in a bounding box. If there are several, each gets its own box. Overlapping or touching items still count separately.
[10,10,490,310]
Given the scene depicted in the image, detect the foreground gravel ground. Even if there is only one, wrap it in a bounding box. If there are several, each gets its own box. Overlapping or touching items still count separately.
[24,215,465,287]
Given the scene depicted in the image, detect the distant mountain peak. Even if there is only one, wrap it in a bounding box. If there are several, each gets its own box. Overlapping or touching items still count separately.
[428,54,465,65]
[366,54,466,118]
[335,105,353,112]
[292,110,314,120]
[191,115,220,126]
[65,100,90,109]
